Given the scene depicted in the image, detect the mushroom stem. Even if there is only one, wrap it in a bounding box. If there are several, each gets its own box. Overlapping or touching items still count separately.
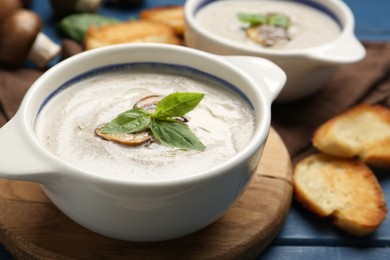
[27,32,61,68]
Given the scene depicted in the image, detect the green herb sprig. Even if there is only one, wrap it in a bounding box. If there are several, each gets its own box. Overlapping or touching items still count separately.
[237,12,290,29]
[99,92,206,151]
[59,14,120,43]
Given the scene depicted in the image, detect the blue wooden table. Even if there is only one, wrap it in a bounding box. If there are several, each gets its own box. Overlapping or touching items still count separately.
[263,1,390,259]
[1,0,389,259]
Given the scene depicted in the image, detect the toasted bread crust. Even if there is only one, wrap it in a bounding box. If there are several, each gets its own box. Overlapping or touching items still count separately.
[293,153,387,236]
[140,5,184,36]
[84,20,181,50]
[312,104,390,167]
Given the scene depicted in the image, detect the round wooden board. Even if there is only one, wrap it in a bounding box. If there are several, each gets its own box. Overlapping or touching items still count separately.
[0,128,292,260]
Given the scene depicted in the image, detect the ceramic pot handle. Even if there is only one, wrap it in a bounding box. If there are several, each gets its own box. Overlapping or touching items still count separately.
[0,113,53,181]
[221,56,286,102]
[309,33,365,64]
[306,1,366,65]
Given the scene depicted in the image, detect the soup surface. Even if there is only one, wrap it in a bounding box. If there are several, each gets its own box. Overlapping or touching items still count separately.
[35,64,255,180]
[195,0,341,50]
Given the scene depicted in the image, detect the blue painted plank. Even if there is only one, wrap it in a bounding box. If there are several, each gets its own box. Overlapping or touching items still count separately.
[343,0,390,41]
[259,246,390,260]
[0,245,13,260]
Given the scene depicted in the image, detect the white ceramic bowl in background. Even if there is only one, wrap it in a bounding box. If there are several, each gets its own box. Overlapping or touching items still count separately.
[0,43,286,241]
[185,0,366,102]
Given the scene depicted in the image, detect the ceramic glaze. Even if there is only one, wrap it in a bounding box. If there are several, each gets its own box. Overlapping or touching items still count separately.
[185,0,365,102]
[0,43,286,241]
[36,64,255,180]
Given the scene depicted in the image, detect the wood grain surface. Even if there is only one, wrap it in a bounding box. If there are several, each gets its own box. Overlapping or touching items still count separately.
[0,128,292,259]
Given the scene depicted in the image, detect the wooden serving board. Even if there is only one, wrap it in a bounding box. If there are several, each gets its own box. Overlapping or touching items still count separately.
[0,128,292,260]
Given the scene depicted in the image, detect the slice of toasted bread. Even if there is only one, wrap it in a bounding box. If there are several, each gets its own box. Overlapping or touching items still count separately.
[312,104,390,167]
[293,153,387,236]
[84,20,181,50]
[140,5,184,36]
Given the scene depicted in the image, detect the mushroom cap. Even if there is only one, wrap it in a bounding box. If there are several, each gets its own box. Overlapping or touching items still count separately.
[0,0,22,21]
[0,9,42,68]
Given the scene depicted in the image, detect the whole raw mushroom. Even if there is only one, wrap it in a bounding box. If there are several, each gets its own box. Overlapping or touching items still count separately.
[0,0,34,20]
[0,0,22,20]
[0,9,61,68]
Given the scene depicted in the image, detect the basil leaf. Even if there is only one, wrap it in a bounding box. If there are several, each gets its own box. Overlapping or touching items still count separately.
[269,14,290,29]
[238,13,290,29]
[100,108,151,134]
[96,92,206,151]
[237,13,268,26]
[153,92,204,118]
[59,14,120,43]
[150,120,206,151]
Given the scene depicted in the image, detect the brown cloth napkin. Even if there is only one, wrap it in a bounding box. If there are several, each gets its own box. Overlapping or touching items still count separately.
[272,42,390,164]
[0,41,389,165]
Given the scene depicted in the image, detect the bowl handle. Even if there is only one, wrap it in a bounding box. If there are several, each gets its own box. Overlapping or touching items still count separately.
[0,114,53,181]
[220,56,287,102]
[308,33,366,64]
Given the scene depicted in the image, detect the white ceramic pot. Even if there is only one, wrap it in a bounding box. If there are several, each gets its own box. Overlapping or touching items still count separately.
[184,0,366,102]
[0,43,286,241]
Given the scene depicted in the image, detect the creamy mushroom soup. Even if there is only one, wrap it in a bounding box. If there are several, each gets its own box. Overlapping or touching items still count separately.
[195,0,341,50]
[35,63,255,180]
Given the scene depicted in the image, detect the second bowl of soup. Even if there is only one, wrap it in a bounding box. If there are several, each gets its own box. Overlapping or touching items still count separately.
[185,0,366,102]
